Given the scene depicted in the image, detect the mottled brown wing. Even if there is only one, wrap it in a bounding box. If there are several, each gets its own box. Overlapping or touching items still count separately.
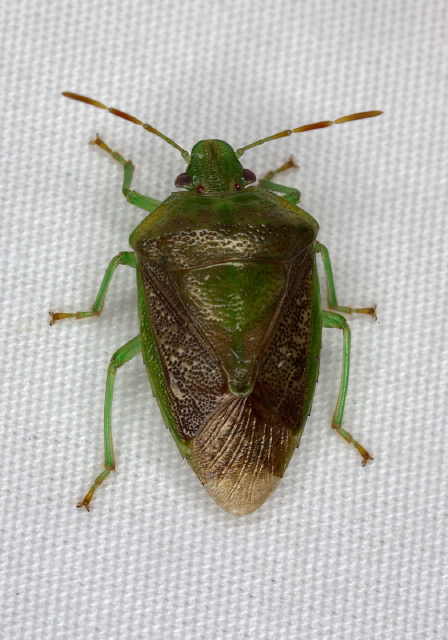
[140,260,225,439]
[258,247,320,430]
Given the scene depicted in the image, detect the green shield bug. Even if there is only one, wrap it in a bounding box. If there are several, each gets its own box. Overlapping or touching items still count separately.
[51,92,381,514]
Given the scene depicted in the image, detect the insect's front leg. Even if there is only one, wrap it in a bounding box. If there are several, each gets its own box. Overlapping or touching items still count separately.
[90,135,162,213]
[49,251,136,324]
[316,242,377,319]
[258,156,300,204]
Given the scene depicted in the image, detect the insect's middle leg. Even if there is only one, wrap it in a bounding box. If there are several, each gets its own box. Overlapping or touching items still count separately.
[323,310,372,465]
[90,135,161,213]
[49,251,136,324]
[77,334,142,510]
[258,156,300,203]
[316,242,377,318]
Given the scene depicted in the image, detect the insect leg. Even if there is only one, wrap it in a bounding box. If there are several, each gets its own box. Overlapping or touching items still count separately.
[322,310,373,465]
[49,251,136,324]
[316,243,376,318]
[77,335,142,510]
[90,135,161,212]
[258,156,300,203]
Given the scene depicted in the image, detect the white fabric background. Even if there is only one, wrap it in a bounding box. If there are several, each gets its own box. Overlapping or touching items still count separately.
[0,1,446,638]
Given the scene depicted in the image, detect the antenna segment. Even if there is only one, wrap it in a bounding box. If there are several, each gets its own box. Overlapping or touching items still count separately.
[62,92,190,162]
[236,110,382,157]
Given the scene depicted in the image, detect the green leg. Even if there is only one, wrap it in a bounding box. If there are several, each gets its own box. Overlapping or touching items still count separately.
[316,242,377,318]
[90,135,161,213]
[323,310,372,465]
[49,251,136,324]
[258,156,301,204]
[77,335,142,510]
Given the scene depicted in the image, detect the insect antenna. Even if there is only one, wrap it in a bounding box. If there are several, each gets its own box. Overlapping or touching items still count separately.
[62,92,190,161]
[236,110,382,157]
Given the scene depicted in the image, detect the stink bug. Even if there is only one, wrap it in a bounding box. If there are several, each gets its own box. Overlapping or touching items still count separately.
[51,92,381,514]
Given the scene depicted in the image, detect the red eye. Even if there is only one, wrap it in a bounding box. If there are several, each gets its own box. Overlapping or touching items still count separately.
[234,183,242,191]
[175,172,192,188]
[196,185,205,194]
[242,168,256,183]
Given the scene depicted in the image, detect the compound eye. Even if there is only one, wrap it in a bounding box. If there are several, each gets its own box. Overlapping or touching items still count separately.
[175,172,192,188]
[242,168,256,183]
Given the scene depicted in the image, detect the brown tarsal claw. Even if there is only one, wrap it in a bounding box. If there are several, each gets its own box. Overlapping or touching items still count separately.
[49,311,71,325]
[361,452,374,466]
[89,133,102,146]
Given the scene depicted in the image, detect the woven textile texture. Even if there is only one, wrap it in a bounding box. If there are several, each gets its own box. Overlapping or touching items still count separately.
[0,1,447,638]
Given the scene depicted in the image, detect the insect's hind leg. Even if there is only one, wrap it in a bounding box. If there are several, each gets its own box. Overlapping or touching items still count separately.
[77,335,142,510]
[258,156,300,204]
[90,135,161,212]
[322,310,373,465]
